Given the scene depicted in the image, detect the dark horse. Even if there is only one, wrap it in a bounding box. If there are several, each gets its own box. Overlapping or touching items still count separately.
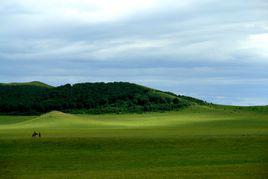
[32,131,41,138]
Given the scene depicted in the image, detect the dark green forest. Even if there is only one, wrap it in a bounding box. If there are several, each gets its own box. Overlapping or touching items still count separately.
[0,82,206,115]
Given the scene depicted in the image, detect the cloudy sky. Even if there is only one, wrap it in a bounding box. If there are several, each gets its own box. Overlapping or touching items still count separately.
[0,0,268,105]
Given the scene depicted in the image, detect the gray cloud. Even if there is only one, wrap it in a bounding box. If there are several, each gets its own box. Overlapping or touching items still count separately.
[0,0,268,105]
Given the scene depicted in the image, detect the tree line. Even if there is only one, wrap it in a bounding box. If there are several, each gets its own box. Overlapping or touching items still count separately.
[0,82,205,115]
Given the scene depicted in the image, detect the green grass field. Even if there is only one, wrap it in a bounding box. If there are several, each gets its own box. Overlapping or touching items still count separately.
[0,106,267,178]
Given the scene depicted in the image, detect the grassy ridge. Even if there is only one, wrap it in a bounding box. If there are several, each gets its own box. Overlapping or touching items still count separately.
[0,106,267,178]
[0,81,53,88]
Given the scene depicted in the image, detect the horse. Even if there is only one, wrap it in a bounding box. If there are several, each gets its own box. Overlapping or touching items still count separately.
[32,131,39,138]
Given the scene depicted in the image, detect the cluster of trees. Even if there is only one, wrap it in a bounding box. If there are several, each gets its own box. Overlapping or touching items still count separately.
[0,82,202,115]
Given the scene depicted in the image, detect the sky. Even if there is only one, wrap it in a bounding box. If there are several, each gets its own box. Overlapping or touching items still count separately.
[0,0,268,106]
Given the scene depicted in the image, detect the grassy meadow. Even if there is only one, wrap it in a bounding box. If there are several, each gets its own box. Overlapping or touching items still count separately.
[0,106,267,178]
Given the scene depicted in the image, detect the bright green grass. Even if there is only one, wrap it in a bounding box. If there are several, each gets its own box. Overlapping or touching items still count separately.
[0,106,267,178]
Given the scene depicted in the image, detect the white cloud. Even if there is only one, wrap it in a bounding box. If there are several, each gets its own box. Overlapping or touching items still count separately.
[240,33,268,59]
[55,0,157,23]
[0,0,157,23]
[0,0,205,24]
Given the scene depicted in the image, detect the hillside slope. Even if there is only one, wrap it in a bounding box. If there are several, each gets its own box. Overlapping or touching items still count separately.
[0,82,206,115]
[0,81,53,88]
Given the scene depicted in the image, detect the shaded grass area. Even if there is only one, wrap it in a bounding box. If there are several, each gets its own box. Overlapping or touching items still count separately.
[0,136,267,178]
[0,106,267,178]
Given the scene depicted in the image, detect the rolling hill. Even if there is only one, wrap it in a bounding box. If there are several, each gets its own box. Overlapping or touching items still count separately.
[0,81,53,88]
[0,81,207,115]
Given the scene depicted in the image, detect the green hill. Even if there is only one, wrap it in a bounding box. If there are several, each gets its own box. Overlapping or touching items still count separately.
[0,81,53,88]
[0,82,207,115]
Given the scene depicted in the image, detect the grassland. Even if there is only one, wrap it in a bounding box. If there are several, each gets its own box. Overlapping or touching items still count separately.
[0,106,267,178]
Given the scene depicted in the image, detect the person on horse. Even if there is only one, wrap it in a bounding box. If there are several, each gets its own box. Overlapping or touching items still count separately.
[32,131,38,138]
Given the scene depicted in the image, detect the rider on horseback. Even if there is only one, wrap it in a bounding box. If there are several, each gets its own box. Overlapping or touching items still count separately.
[32,131,41,138]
